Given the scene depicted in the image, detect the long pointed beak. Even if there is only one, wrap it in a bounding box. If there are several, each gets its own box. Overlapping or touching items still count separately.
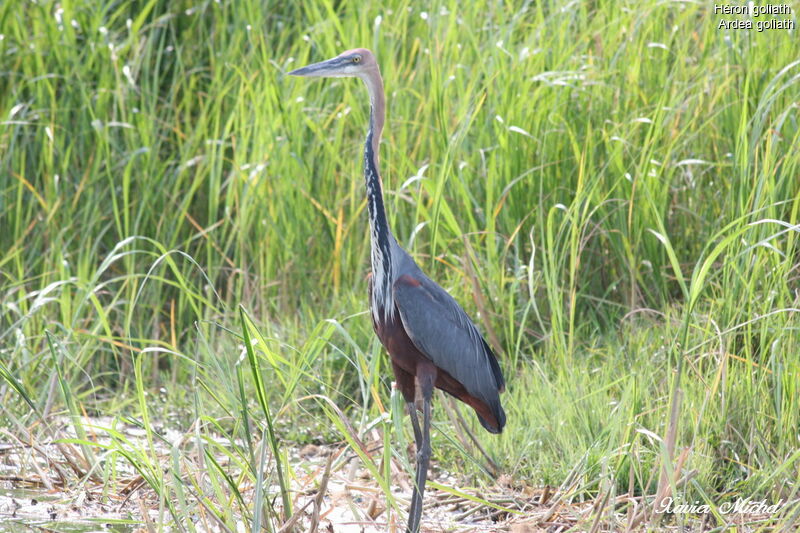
[288,56,347,77]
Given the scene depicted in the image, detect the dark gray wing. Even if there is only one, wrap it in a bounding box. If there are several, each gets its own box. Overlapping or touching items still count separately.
[393,273,505,430]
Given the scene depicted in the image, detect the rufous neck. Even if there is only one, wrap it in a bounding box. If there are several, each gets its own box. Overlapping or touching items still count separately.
[362,69,385,156]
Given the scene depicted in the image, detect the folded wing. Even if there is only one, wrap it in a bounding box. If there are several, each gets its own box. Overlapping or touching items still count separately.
[393,273,505,432]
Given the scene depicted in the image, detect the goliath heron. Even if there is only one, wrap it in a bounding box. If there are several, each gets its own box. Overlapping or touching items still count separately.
[289,48,506,533]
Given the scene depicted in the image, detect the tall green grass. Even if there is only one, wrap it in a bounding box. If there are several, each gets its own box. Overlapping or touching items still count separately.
[2,0,799,529]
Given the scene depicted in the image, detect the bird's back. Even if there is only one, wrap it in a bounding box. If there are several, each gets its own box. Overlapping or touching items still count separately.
[384,244,506,433]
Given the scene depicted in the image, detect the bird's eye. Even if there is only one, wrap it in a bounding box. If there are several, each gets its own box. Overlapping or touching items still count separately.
[353,56,361,63]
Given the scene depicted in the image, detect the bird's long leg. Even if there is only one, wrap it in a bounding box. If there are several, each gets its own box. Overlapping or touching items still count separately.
[405,401,423,529]
[407,367,435,533]
[407,401,423,448]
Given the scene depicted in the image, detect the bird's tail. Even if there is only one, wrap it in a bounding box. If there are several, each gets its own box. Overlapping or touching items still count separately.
[476,400,506,434]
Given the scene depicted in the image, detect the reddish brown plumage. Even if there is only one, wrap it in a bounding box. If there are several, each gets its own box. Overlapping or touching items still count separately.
[368,274,503,432]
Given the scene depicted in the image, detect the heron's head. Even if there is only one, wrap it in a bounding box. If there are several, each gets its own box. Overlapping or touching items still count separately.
[288,48,378,79]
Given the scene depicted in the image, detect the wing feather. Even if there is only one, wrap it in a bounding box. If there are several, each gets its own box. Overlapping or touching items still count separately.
[393,274,505,419]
